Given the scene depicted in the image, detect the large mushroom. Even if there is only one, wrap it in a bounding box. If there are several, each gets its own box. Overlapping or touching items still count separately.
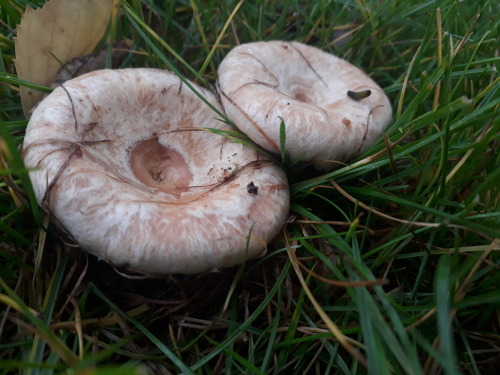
[217,41,393,170]
[22,68,290,274]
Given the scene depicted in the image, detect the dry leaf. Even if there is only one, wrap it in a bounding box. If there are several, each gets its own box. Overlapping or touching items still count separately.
[14,0,113,115]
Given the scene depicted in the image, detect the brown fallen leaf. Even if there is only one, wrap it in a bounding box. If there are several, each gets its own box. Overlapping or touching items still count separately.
[14,0,114,116]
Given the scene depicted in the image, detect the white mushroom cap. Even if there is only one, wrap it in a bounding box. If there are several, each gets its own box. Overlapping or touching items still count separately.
[23,69,289,274]
[217,41,393,170]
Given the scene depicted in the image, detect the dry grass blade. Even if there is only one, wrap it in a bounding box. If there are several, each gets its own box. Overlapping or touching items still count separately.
[432,8,443,110]
[297,260,387,287]
[330,180,447,229]
[49,304,150,331]
[197,0,244,77]
[396,45,421,117]
[284,229,368,368]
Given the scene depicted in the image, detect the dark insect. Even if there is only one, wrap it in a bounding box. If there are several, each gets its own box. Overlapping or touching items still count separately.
[247,181,258,195]
[347,89,371,100]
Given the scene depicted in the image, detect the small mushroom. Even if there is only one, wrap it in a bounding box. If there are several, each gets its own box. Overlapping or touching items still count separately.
[217,41,393,170]
[22,69,290,274]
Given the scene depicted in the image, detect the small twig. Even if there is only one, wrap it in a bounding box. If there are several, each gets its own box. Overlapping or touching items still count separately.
[60,84,78,131]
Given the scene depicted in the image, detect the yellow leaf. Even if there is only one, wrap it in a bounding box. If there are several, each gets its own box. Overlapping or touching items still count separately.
[14,0,113,115]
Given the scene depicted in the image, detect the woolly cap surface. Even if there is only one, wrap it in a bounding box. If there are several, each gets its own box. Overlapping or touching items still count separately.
[217,41,392,170]
[23,69,290,274]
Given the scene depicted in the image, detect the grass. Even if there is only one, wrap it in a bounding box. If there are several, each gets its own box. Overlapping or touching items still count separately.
[1,0,499,374]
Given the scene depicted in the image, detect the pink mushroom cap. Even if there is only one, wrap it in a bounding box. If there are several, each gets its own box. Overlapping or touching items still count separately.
[23,68,290,274]
[217,41,393,170]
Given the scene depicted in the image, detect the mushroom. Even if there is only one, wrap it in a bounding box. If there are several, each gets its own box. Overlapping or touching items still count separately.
[217,41,393,170]
[22,68,290,274]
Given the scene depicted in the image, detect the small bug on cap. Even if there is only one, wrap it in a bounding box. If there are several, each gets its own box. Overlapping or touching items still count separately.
[247,181,258,195]
[347,90,372,100]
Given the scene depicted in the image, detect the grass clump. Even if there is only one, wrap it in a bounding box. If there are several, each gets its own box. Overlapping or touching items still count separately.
[1,0,499,374]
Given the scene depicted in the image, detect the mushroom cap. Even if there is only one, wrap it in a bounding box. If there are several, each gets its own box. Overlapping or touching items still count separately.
[217,41,393,170]
[23,68,290,274]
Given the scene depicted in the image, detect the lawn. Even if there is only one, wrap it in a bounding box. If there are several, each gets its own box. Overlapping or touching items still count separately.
[1,0,499,374]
